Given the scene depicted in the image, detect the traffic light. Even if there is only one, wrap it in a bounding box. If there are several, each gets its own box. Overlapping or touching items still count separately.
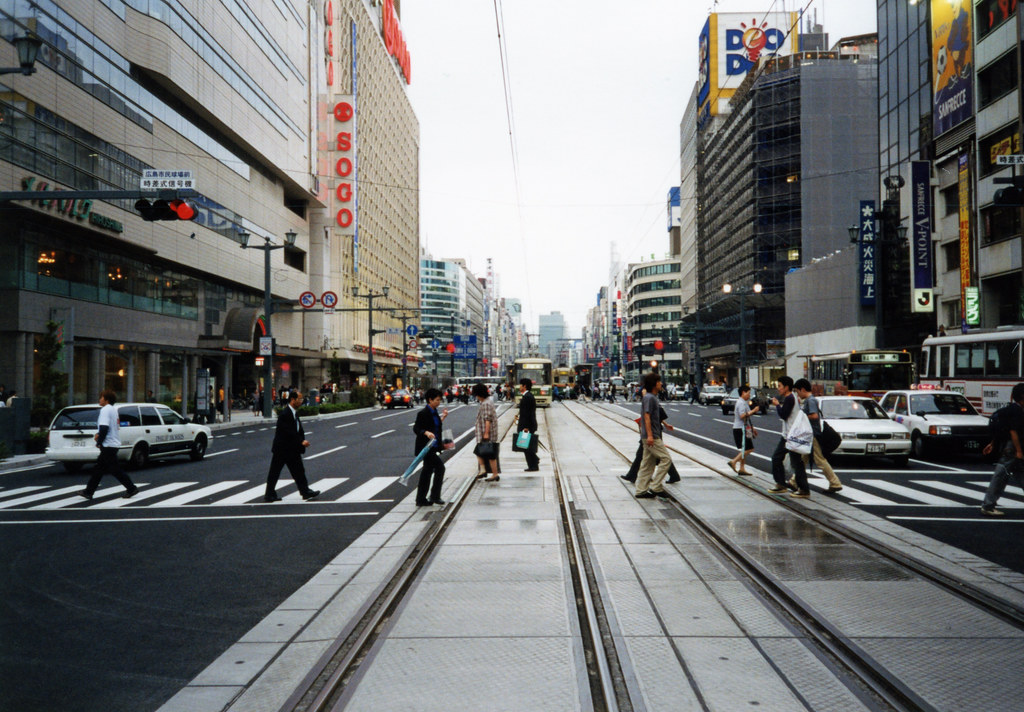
[135,198,197,221]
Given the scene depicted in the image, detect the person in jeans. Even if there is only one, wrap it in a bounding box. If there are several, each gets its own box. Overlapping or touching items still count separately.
[79,389,138,500]
[635,372,672,499]
[728,385,758,475]
[793,378,843,493]
[768,376,810,498]
[981,382,1024,516]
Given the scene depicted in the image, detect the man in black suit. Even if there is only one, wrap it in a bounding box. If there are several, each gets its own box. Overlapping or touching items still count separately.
[264,389,320,502]
[413,387,448,506]
[516,378,540,471]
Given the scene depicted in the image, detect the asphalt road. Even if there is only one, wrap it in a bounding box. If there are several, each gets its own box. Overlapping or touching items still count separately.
[0,401,489,712]
[591,397,1024,574]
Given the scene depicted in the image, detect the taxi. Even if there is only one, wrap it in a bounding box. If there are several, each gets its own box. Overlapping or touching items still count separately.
[878,390,989,459]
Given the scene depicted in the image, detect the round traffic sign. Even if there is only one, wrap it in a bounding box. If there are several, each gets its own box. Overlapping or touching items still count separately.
[299,291,316,309]
[430,339,441,350]
[321,291,338,308]
[408,339,418,350]
[406,324,419,337]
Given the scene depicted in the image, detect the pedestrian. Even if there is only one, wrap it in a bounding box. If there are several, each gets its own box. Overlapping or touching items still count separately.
[620,400,681,483]
[793,378,843,493]
[472,383,500,482]
[263,389,320,502]
[980,383,1024,516]
[727,384,758,475]
[5,389,17,407]
[515,378,540,472]
[413,387,448,506]
[634,372,672,498]
[768,376,811,498]
[78,389,138,500]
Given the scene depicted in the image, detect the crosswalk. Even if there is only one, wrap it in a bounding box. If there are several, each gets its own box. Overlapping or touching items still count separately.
[0,476,401,511]
[796,473,1022,509]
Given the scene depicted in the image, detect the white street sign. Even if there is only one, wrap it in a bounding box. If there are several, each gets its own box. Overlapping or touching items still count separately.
[996,155,1024,165]
[141,169,195,189]
[258,337,273,355]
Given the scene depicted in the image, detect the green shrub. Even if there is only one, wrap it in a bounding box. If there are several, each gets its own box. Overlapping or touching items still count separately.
[317,402,359,414]
[349,385,376,408]
[28,431,48,454]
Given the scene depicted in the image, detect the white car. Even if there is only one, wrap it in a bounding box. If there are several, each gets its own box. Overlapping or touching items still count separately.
[817,396,911,467]
[46,403,212,472]
[878,390,989,460]
[698,385,727,405]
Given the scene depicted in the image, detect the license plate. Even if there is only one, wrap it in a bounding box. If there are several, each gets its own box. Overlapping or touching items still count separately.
[71,439,88,447]
[866,443,885,454]
[965,440,980,450]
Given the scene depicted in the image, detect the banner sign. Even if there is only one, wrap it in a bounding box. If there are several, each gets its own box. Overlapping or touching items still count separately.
[911,161,934,312]
[858,200,877,306]
[931,0,974,136]
[958,152,971,330]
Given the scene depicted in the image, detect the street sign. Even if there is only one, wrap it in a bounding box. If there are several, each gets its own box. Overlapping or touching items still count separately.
[997,155,1024,165]
[401,357,408,365]
[406,324,419,337]
[408,339,418,350]
[430,339,441,350]
[299,291,316,309]
[453,334,477,359]
[321,291,338,308]
[258,337,273,355]
[141,169,195,189]
[386,327,402,335]
[913,288,934,313]
[965,286,980,326]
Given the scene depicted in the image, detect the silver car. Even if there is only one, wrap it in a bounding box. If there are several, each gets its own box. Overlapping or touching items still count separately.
[818,396,911,467]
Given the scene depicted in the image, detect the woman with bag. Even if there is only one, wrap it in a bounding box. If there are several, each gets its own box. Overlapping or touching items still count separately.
[727,385,759,475]
[472,383,500,482]
[768,376,811,498]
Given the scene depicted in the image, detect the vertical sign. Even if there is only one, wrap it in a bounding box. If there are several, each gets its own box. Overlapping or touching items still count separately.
[858,200,876,306]
[351,20,359,272]
[958,152,971,330]
[965,286,980,326]
[911,161,934,312]
[931,0,973,136]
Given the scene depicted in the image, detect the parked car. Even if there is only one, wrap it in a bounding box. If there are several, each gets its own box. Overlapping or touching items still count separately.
[817,396,911,466]
[46,403,212,472]
[383,389,413,409]
[698,384,727,406]
[878,390,989,459]
[721,388,769,415]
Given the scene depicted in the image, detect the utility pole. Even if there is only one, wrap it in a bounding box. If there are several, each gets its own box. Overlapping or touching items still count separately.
[351,286,390,386]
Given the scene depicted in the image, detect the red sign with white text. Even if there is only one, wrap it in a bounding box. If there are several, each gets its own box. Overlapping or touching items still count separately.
[333,97,355,235]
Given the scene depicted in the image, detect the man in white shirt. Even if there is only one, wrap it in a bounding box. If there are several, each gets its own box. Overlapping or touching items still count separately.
[79,390,138,500]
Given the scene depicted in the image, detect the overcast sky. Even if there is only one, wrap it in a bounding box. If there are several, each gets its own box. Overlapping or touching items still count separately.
[402,0,878,336]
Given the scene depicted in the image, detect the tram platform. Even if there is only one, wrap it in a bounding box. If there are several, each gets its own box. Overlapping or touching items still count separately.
[159,402,1024,712]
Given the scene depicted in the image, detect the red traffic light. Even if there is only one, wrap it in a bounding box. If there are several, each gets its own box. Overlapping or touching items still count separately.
[654,340,664,351]
[446,343,456,353]
[135,198,198,221]
[170,199,196,220]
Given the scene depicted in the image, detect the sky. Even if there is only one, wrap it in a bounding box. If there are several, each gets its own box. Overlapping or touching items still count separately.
[401,0,878,336]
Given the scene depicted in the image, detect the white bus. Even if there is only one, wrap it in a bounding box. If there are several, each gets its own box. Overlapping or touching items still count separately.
[918,329,1023,415]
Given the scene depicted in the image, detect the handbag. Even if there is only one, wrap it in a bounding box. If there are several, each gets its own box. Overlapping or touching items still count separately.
[512,431,532,452]
[817,421,842,455]
[785,410,814,454]
[475,441,498,459]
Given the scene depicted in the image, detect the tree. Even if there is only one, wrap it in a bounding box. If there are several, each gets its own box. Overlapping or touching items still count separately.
[36,320,69,417]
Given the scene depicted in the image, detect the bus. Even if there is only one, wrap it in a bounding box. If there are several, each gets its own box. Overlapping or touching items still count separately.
[918,329,1023,415]
[512,357,554,407]
[806,349,914,400]
[457,375,505,395]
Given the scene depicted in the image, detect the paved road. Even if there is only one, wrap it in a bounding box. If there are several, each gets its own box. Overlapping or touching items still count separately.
[593,397,1024,574]
[0,402,494,712]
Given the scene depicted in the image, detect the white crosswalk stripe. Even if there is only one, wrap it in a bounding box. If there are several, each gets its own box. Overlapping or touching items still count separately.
[856,480,964,506]
[90,482,195,509]
[914,480,1024,508]
[281,477,348,501]
[159,481,248,506]
[0,486,50,500]
[335,477,397,502]
[35,484,150,510]
[0,485,93,509]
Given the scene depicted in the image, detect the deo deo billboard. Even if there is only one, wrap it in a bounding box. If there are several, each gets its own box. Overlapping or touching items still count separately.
[698,12,799,118]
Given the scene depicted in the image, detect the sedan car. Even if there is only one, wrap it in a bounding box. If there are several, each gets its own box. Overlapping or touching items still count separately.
[46,403,212,472]
[817,396,911,466]
[698,384,727,406]
[383,389,413,409]
[721,388,769,415]
[878,389,989,459]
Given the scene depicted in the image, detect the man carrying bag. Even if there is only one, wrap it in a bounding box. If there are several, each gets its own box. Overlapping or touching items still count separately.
[793,379,843,494]
[514,379,540,471]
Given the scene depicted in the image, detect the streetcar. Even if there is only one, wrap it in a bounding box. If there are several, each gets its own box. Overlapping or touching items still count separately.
[552,367,575,399]
[573,363,594,395]
[806,349,914,400]
[457,375,505,395]
[512,357,554,407]
[918,328,1023,415]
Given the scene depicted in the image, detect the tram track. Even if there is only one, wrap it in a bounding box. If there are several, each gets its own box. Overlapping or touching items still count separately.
[565,399,1024,711]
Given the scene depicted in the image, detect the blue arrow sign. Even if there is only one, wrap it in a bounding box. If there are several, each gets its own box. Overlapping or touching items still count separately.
[430,339,441,349]
[406,324,419,337]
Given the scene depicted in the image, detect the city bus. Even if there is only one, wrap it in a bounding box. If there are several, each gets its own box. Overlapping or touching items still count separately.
[512,357,554,407]
[806,349,914,400]
[918,329,1023,414]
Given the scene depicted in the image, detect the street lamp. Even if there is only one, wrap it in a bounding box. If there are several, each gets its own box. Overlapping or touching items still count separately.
[1,33,43,76]
[240,229,298,418]
[351,285,390,387]
[722,282,762,386]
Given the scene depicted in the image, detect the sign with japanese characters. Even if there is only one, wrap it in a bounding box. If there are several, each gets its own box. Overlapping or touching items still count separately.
[911,161,934,312]
[141,169,194,190]
[858,200,876,306]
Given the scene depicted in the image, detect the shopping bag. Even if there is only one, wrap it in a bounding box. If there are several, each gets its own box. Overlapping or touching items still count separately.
[512,431,532,452]
[785,411,814,455]
[441,428,455,450]
[399,439,437,486]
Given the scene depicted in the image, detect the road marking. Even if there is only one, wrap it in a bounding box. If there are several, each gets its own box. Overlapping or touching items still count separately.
[90,482,195,509]
[0,486,50,499]
[34,484,150,510]
[245,430,256,433]
[159,481,249,506]
[211,483,282,506]
[373,410,412,420]
[714,419,732,425]
[0,512,379,525]
[336,422,357,429]
[335,477,398,502]
[282,477,349,501]
[857,480,964,506]
[887,516,1024,523]
[688,412,702,418]
[0,484,95,509]
[0,464,55,475]
[206,449,239,458]
[305,445,347,460]
[827,485,899,505]
[230,432,242,436]
[914,480,1024,507]
[371,430,395,439]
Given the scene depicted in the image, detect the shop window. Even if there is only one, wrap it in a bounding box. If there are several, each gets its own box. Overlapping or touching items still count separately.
[979,123,1020,176]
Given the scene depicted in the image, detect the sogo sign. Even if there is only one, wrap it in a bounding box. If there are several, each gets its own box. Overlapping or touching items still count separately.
[334,98,356,234]
[382,0,411,84]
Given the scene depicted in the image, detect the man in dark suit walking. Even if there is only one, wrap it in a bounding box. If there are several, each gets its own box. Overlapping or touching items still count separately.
[264,389,320,502]
[413,387,448,506]
[516,378,540,472]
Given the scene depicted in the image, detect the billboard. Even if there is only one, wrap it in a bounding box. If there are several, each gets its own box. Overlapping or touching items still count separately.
[931,0,973,136]
[698,12,800,118]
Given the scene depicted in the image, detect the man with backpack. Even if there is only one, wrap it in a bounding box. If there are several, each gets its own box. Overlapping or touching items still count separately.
[980,383,1024,516]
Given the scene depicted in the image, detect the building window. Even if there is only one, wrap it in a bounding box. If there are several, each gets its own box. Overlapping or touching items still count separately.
[941,185,958,215]
[284,247,306,272]
[976,0,1018,41]
[942,241,961,271]
[978,51,1018,110]
[981,203,1021,245]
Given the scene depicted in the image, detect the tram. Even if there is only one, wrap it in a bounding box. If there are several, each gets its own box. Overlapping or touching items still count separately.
[918,328,1023,415]
[806,349,914,400]
[573,363,594,396]
[512,357,554,407]
[553,367,575,398]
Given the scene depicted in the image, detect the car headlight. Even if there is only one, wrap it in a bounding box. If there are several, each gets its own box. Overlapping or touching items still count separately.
[839,433,856,441]
[892,432,909,440]
[928,425,951,436]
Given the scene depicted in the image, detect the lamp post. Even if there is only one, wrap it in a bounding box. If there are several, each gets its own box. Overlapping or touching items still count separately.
[351,286,390,387]
[0,33,42,75]
[722,282,762,386]
[240,229,298,418]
